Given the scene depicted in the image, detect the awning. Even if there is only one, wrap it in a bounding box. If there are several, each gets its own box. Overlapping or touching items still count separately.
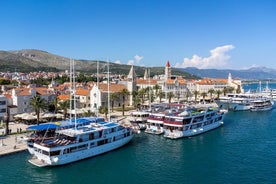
[28,123,60,130]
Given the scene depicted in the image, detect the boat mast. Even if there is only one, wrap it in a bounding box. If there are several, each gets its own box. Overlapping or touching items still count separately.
[148,68,151,111]
[97,60,99,117]
[107,60,111,122]
[69,58,72,124]
[73,59,77,128]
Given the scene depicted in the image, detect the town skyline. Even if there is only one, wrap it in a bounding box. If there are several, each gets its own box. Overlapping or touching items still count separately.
[1,0,276,70]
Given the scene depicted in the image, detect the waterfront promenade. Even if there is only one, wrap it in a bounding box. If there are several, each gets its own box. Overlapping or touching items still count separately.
[0,123,29,156]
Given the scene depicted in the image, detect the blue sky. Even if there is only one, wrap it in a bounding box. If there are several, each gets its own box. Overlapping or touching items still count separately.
[1,0,276,69]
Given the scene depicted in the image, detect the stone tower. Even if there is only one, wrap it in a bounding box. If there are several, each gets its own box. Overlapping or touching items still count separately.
[165,60,171,80]
[127,65,137,106]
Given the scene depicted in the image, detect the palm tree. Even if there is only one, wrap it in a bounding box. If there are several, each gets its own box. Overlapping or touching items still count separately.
[58,100,70,120]
[208,88,215,102]
[222,87,227,96]
[51,97,59,114]
[153,84,161,99]
[167,92,174,103]
[99,106,108,120]
[215,90,222,99]
[133,95,141,109]
[110,93,119,112]
[193,90,200,102]
[30,95,47,125]
[119,88,129,116]
[83,110,94,117]
[157,90,163,103]
[201,92,207,104]
[138,88,146,104]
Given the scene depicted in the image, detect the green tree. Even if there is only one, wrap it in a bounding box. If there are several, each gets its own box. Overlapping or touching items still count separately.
[201,92,207,103]
[133,95,141,109]
[167,92,174,103]
[58,100,70,120]
[215,90,222,99]
[208,88,215,102]
[193,90,200,102]
[110,93,119,112]
[157,90,163,103]
[30,95,47,125]
[99,106,108,120]
[153,84,161,100]
[138,88,146,104]
[119,88,129,116]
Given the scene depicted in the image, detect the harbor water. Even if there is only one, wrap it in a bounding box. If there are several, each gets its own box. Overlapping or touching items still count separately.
[1,83,276,184]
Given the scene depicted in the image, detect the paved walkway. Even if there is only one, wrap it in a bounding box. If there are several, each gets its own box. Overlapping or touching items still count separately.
[0,123,29,156]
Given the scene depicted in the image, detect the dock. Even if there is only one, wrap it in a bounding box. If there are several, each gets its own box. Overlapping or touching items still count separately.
[0,123,29,156]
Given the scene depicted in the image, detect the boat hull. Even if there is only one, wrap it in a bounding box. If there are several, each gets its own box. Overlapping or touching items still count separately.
[164,120,224,139]
[28,135,133,167]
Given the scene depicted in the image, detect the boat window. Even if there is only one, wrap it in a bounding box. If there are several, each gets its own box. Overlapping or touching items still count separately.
[50,150,60,156]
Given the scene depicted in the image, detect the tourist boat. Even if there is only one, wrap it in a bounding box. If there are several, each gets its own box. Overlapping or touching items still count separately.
[128,111,149,130]
[26,117,104,154]
[28,120,134,167]
[163,106,225,139]
[145,113,165,135]
[250,98,274,111]
[215,93,267,111]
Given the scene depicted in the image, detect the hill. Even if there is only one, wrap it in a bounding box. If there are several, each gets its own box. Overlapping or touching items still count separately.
[3,49,197,78]
[0,51,59,72]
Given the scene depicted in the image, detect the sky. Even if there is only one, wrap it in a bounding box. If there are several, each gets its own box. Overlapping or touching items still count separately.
[1,0,276,69]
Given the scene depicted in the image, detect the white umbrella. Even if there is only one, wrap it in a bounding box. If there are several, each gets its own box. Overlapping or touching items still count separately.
[21,114,36,120]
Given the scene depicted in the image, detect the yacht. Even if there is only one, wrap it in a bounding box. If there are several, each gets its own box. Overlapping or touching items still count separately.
[26,117,104,154]
[145,113,165,135]
[163,106,225,139]
[215,93,265,111]
[28,120,133,167]
[250,98,274,111]
[128,111,149,130]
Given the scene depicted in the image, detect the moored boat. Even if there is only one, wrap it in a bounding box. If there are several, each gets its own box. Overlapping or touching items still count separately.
[163,106,225,139]
[28,121,134,167]
[145,113,165,135]
[128,111,149,130]
[250,98,274,111]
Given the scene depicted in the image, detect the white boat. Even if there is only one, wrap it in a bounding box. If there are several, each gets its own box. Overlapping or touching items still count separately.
[215,93,268,111]
[28,121,134,167]
[163,106,225,139]
[128,111,149,130]
[250,98,273,111]
[145,113,165,135]
[26,117,104,155]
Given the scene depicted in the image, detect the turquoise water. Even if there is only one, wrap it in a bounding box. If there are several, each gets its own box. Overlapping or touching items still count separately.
[1,110,276,184]
[1,83,276,184]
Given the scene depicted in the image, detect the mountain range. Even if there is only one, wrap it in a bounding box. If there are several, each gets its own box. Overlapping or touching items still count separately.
[177,67,276,80]
[1,49,276,80]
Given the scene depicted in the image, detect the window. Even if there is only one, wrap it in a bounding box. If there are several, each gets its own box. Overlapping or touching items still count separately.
[0,101,6,105]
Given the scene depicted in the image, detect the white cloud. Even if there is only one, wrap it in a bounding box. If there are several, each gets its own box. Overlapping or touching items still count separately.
[134,54,143,64]
[175,45,235,69]
[114,60,121,64]
[127,60,134,65]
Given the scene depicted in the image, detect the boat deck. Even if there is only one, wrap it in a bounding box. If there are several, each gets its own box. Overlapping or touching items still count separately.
[28,157,49,167]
